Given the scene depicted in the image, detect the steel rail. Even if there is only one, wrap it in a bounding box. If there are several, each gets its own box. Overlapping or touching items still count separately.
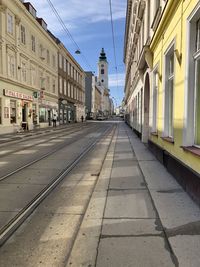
[0,123,90,148]
[0,123,97,158]
[0,124,115,246]
[0,124,103,181]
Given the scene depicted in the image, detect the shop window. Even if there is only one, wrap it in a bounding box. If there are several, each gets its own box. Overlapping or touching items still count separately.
[10,100,16,124]
[164,44,174,138]
[39,107,47,123]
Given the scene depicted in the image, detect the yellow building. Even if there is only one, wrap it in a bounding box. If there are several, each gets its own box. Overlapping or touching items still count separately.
[148,0,200,204]
[124,0,200,205]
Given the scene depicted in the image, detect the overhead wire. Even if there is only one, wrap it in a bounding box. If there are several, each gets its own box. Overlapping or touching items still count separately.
[109,0,120,106]
[46,0,93,71]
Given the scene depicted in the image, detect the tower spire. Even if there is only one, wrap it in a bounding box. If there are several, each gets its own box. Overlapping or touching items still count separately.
[99,48,107,62]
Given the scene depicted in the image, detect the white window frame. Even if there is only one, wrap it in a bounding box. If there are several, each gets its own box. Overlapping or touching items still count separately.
[163,41,175,138]
[30,66,36,86]
[59,54,62,69]
[21,61,27,83]
[52,79,56,94]
[21,25,26,45]
[59,76,62,93]
[64,79,67,95]
[152,67,159,133]
[7,13,14,35]
[184,2,200,146]
[8,54,15,78]
[31,35,36,52]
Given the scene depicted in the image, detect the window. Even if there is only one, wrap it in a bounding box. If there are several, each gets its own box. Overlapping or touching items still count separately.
[39,71,45,89]
[10,100,16,124]
[47,50,50,64]
[21,25,26,45]
[64,80,67,95]
[21,61,27,82]
[52,79,56,94]
[68,83,70,97]
[196,19,200,51]
[68,62,70,75]
[164,45,174,138]
[154,0,160,15]
[31,66,36,86]
[152,69,158,132]
[59,54,62,69]
[46,76,50,90]
[59,76,62,93]
[71,85,74,98]
[31,35,36,52]
[7,13,14,34]
[8,54,15,78]
[101,69,104,74]
[64,59,66,72]
[194,58,200,145]
[52,55,56,68]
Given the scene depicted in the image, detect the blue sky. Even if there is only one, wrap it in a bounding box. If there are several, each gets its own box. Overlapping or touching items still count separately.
[30,0,126,106]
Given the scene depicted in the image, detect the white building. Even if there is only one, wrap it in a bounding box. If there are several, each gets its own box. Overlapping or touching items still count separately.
[0,0,58,133]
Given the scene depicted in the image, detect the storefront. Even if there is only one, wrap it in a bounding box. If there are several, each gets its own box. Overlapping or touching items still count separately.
[0,89,33,133]
[38,99,58,127]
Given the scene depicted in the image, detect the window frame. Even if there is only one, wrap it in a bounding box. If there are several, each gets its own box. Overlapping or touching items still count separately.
[163,41,175,139]
[20,24,26,45]
[7,13,14,35]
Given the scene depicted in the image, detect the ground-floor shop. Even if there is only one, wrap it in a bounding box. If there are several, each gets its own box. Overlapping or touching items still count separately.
[0,87,34,134]
[58,100,76,124]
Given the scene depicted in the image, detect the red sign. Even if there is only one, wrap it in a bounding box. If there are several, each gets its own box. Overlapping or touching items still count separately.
[3,89,33,101]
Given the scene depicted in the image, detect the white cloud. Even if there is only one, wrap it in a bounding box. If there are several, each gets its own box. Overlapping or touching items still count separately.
[109,73,125,87]
[29,0,126,34]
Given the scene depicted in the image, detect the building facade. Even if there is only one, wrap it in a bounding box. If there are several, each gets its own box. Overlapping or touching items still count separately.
[57,42,85,123]
[124,0,200,205]
[0,0,58,133]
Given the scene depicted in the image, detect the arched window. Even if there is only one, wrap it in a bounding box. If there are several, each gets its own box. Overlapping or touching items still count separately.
[101,69,104,74]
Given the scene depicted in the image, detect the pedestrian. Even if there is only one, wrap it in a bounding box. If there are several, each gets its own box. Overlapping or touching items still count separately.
[81,115,84,122]
[53,114,57,127]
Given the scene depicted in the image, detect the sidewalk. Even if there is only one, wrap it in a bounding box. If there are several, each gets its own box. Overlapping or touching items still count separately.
[66,122,200,267]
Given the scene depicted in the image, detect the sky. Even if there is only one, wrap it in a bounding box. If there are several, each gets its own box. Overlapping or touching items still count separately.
[29,0,126,107]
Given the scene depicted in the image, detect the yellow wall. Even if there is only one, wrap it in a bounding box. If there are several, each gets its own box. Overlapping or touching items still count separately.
[150,0,200,173]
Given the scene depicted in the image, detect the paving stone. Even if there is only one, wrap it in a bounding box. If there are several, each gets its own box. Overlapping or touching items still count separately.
[96,237,174,267]
[105,190,156,219]
[102,218,162,236]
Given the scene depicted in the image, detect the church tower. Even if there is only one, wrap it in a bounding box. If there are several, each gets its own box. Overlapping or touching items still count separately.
[98,48,108,89]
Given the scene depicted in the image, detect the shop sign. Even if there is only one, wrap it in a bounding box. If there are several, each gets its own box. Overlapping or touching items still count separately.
[3,89,33,101]
[39,99,58,109]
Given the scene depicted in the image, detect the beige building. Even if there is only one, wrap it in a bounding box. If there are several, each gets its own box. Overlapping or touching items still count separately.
[0,0,58,133]
[94,84,101,117]
[124,0,167,142]
[57,41,85,123]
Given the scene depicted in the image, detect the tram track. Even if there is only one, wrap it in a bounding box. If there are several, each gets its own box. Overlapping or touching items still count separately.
[0,123,116,246]
[0,123,102,181]
[0,123,97,159]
